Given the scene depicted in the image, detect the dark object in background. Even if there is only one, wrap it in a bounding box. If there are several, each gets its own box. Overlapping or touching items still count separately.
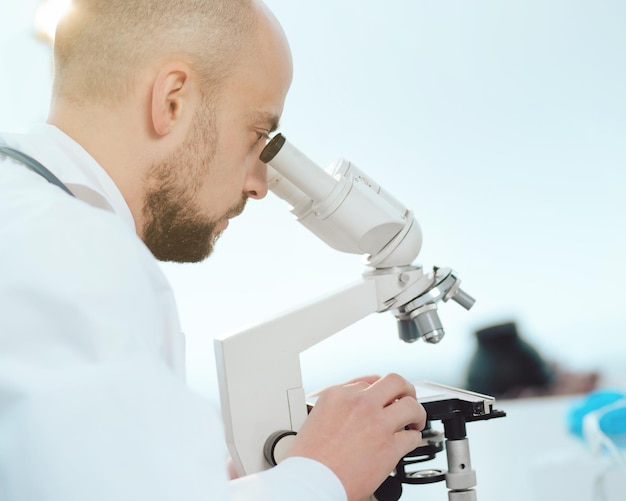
[464,321,599,399]
[465,322,553,398]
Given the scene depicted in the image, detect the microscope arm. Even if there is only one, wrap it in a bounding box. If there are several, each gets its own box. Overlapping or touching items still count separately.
[215,278,378,475]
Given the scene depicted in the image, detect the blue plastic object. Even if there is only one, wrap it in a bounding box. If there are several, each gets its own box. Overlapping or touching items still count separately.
[567,390,626,439]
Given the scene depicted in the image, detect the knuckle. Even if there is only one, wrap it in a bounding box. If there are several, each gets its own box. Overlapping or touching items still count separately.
[316,385,342,405]
[385,372,404,384]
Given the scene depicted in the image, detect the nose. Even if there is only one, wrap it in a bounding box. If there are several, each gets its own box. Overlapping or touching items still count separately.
[243,158,268,200]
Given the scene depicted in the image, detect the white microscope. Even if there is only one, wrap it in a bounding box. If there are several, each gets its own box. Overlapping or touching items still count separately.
[214,134,505,501]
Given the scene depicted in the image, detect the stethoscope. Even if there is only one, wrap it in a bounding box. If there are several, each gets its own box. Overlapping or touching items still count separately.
[0,146,75,197]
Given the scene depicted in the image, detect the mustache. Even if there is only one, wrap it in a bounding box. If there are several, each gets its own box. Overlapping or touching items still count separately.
[226,194,248,219]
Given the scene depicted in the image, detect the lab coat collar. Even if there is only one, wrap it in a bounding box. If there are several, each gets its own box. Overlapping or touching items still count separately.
[15,123,136,232]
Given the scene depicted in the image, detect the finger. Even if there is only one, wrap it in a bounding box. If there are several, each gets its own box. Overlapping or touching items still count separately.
[306,375,380,399]
[384,396,427,432]
[393,428,423,458]
[367,373,417,405]
[344,374,381,385]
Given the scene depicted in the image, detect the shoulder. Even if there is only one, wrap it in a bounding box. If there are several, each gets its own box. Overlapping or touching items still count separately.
[0,169,180,362]
[1,170,149,280]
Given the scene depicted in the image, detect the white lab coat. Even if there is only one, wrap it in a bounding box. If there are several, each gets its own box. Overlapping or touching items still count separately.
[0,125,346,501]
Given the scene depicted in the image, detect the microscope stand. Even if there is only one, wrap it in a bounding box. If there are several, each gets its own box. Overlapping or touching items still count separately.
[375,382,506,501]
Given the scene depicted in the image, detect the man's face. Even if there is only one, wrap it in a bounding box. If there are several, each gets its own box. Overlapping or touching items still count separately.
[141,10,293,263]
[141,99,246,263]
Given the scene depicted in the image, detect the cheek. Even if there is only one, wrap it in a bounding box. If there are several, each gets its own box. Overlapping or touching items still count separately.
[209,147,248,188]
[195,154,247,213]
[214,134,262,186]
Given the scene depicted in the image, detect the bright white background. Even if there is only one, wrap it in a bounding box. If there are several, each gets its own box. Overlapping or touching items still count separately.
[2,2,625,499]
[2,0,625,399]
[179,0,626,398]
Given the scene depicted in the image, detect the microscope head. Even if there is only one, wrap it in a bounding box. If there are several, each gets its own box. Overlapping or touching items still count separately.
[260,134,474,345]
[261,134,423,269]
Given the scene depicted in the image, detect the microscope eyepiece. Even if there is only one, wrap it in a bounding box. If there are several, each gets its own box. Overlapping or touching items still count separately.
[260,133,286,164]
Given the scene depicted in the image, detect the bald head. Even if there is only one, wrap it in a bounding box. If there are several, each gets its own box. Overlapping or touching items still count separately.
[47,0,292,261]
[52,0,261,103]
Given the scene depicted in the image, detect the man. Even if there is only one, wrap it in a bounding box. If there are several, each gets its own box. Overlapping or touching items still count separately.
[0,1,426,500]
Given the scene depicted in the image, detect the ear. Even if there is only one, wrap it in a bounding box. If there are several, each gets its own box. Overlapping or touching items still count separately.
[150,62,195,137]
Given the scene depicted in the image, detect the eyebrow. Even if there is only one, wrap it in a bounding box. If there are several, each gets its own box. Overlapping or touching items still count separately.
[250,110,281,133]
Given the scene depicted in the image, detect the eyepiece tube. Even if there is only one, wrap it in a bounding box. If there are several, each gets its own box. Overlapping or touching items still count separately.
[260,134,339,204]
[266,165,313,215]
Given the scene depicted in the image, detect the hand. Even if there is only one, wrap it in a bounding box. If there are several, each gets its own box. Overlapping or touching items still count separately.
[285,373,427,501]
[226,457,239,480]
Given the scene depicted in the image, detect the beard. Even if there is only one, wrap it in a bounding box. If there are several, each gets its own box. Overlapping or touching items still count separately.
[141,104,247,263]
[143,189,246,263]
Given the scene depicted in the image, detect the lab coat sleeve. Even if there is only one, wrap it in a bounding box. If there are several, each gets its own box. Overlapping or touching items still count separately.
[230,457,347,501]
[0,180,347,500]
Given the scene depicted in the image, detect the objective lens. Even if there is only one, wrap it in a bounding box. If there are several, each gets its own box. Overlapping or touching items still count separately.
[397,317,420,343]
[414,309,445,344]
